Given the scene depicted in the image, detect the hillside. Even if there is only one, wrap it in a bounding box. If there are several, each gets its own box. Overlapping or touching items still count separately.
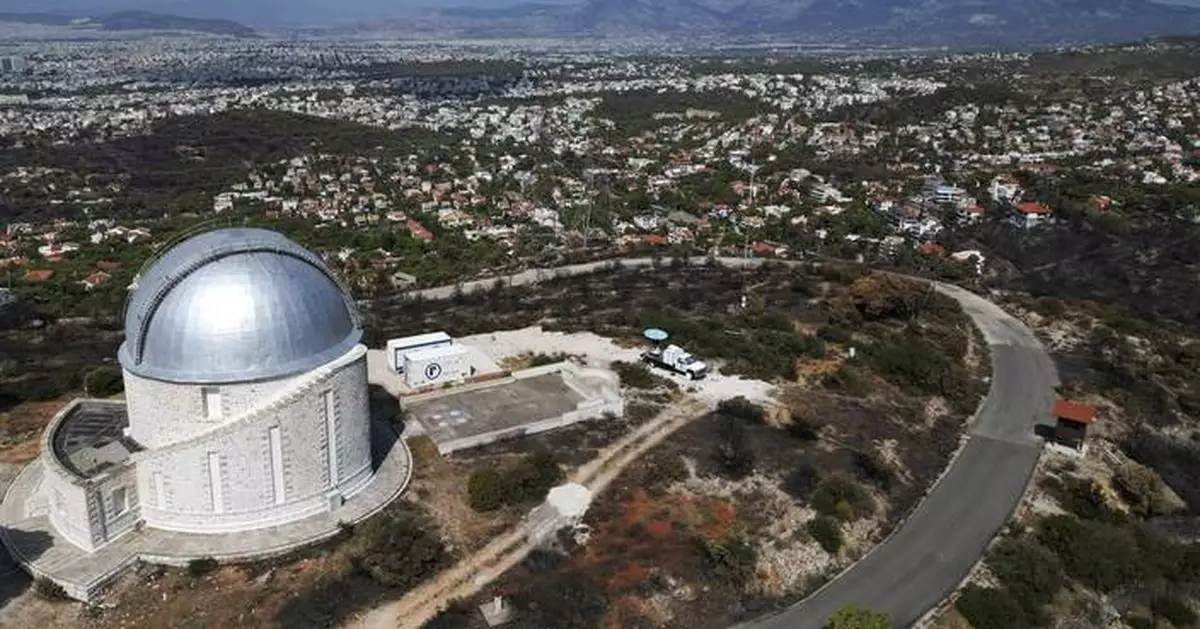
[407,0,1200,47]
[0,10,257,37]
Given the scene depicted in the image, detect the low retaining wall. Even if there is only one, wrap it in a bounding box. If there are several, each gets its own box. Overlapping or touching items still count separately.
[435,395,623,455]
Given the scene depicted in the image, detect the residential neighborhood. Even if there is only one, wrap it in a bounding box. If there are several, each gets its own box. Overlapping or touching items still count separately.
[0,27,1198,629]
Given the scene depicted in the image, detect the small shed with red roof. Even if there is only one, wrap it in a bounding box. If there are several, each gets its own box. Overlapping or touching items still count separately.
[1052,399,1096,450]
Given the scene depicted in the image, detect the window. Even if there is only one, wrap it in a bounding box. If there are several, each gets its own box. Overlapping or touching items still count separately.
[269,426,285,505]
[202,387,222,420]
[110,486,128,518]
[208,452,224,514]
[324,390,339,486]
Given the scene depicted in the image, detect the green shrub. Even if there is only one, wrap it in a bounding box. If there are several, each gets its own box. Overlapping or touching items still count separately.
[823,365,871,397]
[187,557,218,578]
[467,468,505,512]
[83,365,124,397]
[644,452,689,491]
[818,325,854,344]
[955,585,1028,629]
[697,535,758,585]
[783,463,818,499]
[423,599,475,629]
[807,516,843,554]
[1125,610,1156,629]
[1113,462,1173,518]
[828,604,891,629]
[467,449,563,512]
[811,474,872,521]
[1151,593,1197,628]
[1035,515,1145,592]
[718,396,766,424]
[7,370,79,403]
[757,310,795,332]
[33,577,68,602]
[350,508,447,589]
[786,410,821,441]
[717,416,755,479]
[1033,297,1067,318]
[1042,476,1123,524]
[612,360,657,389]
[791,276,820,297]
[507,448,563,503]
[852,450,893,490]
[799,335,828,359]
[987,537,1064,622]
[529,352,567,367]
[863,333,968,400]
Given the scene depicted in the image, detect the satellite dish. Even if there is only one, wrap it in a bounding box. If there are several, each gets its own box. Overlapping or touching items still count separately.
[643,328,669,342]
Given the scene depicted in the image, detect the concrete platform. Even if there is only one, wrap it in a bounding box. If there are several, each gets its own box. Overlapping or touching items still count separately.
[0,420,412,602]
[403,363,624,454]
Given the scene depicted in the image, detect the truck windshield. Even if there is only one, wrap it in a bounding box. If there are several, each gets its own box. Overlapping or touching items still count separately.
[678,355,694,365]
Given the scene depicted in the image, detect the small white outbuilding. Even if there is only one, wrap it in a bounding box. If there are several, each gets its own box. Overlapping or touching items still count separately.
[525,482,593,546]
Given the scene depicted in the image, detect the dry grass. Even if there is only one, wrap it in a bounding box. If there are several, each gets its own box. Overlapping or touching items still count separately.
[0,400,64,464]
[405,447,522,556]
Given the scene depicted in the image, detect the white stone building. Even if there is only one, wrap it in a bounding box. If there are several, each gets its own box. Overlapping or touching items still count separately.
[1,228,408,599]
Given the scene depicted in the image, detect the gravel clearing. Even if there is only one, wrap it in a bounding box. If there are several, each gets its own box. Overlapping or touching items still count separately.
[458,326,777,408]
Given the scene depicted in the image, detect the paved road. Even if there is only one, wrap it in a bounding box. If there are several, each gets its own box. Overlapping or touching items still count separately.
[741,283,1056,629]
[399,258,1058,629]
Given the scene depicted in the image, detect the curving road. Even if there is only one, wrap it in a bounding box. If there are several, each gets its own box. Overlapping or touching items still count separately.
[397,258,1057,629]
[738,282,1056,629]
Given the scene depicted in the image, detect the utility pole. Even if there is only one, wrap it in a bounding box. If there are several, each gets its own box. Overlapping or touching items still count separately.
[583,168,594,252]
[745,162,761,260]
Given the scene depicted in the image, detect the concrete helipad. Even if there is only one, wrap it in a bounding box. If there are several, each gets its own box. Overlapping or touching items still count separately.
[402,363,624,454]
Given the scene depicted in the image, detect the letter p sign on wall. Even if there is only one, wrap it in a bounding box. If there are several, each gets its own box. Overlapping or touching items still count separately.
[425,363,443,381]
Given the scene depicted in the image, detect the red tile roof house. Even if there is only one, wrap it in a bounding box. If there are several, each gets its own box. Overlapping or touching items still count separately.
[80,271,112,291]
[23,269,54,282]
[752,241,777,257]
[1009,202,1055,230]
[918,242,946,257]
[1052,400,1097,451]
[406,219,434,242]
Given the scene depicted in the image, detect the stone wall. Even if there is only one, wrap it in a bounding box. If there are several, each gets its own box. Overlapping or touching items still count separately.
[43,464,96,551]
[96,466,140,543]
[124,368,301,450]
[135,347,374,534]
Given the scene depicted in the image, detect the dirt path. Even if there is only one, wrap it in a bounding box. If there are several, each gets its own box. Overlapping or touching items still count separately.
[344,396,711,629]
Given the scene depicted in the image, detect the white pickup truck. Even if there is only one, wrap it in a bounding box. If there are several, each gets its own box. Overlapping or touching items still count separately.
[640,344,709,380]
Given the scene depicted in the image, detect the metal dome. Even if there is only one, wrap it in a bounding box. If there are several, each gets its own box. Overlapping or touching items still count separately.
[118,228,362,384]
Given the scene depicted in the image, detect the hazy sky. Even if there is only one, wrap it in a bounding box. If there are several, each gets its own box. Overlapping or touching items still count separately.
[4,0,1200,28]
[1,0,573,27]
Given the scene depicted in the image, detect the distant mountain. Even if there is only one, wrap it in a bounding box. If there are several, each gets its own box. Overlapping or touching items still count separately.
[98,11,257,36]
[568,0,726,35]
[0,10,257,37]
[389,0,1200,47]
[439,3,569,20]
[738,0,1200,45]
[0,12,80,26]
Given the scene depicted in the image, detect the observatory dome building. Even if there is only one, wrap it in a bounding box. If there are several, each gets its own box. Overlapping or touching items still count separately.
[0,228,410,600]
